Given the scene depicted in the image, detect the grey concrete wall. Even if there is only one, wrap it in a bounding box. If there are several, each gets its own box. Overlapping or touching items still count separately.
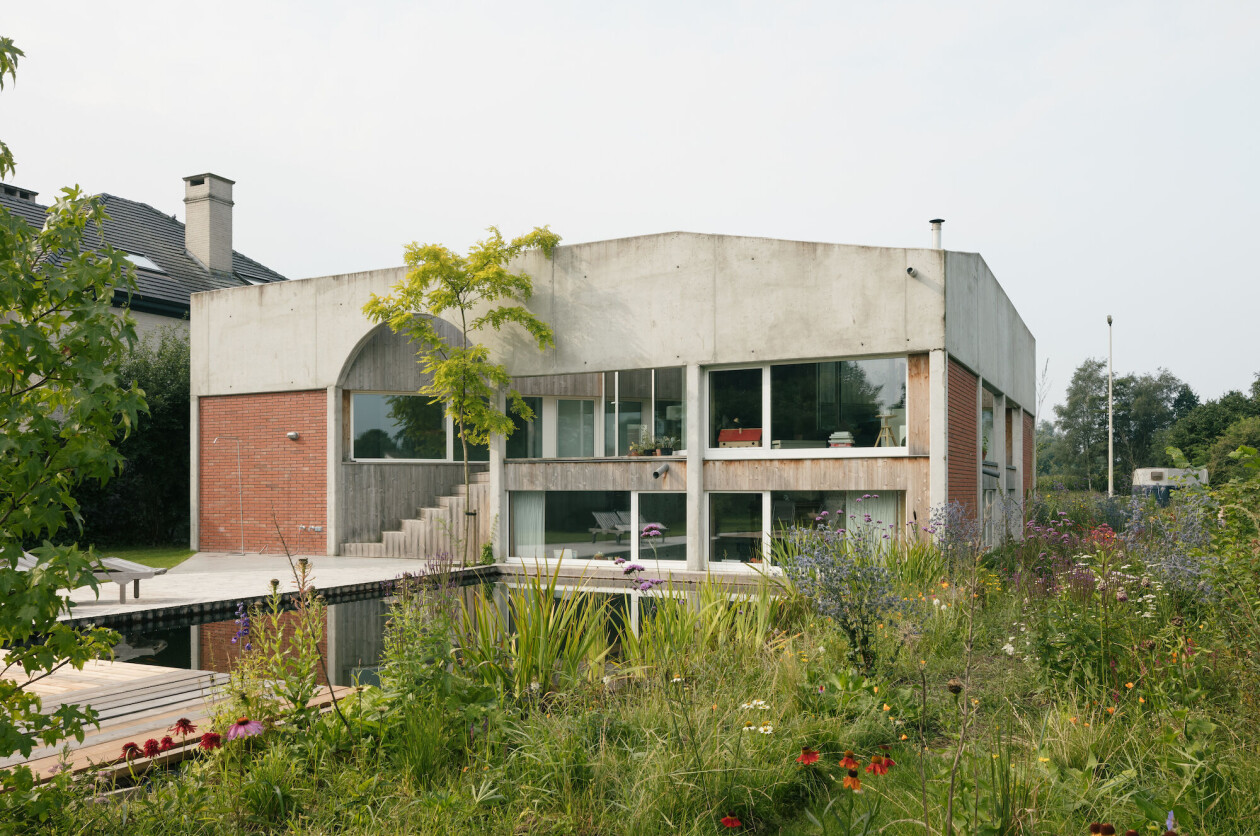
[942,251,1036,412]
[191,234,950,397]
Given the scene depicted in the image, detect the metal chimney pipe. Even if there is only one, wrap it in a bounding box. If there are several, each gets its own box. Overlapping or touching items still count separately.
[930,218,945,249]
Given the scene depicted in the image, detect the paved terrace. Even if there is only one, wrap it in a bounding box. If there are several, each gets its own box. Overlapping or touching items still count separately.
[61,552,780,629]
[61,553,445,629]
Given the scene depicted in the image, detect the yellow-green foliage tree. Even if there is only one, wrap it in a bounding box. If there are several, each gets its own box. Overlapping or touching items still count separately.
[364,227,559,566]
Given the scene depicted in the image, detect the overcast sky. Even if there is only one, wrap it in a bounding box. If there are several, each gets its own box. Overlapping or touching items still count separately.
[4,2,1257,413]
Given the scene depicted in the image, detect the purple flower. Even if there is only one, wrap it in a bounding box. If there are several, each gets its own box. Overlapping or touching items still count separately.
[641,524,664,538]
[613,556,627,565]
[226,717,264,741]
[623,563,645,575]
[636,577,665,591]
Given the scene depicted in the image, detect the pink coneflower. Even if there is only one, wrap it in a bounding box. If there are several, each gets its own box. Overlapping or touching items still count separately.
[159,736,176,752]
[198,732,222,751]
[143,739,161,758]
[120,741,141,760]
[227,717,264,740]
[170,717,197,736]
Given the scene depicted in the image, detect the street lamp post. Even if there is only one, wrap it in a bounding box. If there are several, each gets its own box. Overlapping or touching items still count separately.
[1107,315,1114,498]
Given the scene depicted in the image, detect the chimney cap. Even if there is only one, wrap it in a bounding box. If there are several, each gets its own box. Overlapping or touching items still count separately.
[182,172,236,186]
[929,218,945,225]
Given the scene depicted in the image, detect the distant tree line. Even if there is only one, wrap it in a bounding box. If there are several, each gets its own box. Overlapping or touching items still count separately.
[1038,360,1260,491]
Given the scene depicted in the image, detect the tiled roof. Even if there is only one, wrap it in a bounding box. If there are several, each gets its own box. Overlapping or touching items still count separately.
[0,185,286,316]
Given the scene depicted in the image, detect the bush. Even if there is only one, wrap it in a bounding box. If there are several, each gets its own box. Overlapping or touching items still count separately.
[73,327,190,546]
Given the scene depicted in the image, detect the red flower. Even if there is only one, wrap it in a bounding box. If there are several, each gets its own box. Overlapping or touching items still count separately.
[840,749,860,769]
[720,815,742,828]
[159,736,175,752]
[198,732,222,751]
[143,738,161,758]
[120,741,141,760]
[796,748,820,766]
[843,769,862,792]
[866,754,891,775]
[171,717,197,736]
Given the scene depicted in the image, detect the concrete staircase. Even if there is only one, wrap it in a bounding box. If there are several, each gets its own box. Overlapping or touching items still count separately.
[341,471,493,559]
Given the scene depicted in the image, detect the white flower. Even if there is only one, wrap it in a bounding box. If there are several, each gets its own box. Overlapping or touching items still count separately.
[758,723,774,734]
[741,699,768,710]
[1002,643,1015,656]
[671,676,683,684]
[529,681,541,692]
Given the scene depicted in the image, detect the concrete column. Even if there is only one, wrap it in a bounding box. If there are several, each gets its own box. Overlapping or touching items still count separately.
[685,363,705,571]
[491,389,508,560]
[189,394,200,550]
[928,349,948,513]
[326,385,340,556]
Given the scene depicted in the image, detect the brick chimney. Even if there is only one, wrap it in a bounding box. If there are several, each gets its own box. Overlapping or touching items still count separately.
[183,173,234,274]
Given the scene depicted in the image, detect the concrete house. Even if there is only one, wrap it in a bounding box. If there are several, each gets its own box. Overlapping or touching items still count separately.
[1,173,286,335]
[190,227,1035,568]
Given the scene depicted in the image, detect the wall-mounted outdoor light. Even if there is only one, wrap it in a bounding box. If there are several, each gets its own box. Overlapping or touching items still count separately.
[286,431,300,441]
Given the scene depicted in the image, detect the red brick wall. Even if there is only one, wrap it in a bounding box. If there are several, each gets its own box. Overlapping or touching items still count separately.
[199,391,327,554]
[199,612,330,687]
[947,359,979,512]
[1023,410,1035,496]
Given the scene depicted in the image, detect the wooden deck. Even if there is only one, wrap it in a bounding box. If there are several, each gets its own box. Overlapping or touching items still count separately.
[4,656,350,782]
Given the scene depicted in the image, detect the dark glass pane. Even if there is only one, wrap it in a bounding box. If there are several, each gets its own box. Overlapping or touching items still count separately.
[352,393,445,459]
[653,367,684,449]
[506,396,543,459]
[709,493,763,563]
[639,492,686,561]
[709,368,762,448]
[604,372,617,456]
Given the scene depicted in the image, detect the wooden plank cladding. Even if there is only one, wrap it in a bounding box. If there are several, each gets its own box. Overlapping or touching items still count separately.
[704,457,930,531]
[505,459,686,492]
[340,461,485,543]
[907,353,930,455]
[947,358,979,511]
[513,372,604,398]
[703,457,927,492]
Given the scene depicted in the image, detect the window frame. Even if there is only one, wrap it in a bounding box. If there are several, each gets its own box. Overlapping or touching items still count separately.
[704,355,911,460]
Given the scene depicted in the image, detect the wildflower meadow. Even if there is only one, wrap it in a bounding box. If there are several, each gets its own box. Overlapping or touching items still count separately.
[9,451,1260,835]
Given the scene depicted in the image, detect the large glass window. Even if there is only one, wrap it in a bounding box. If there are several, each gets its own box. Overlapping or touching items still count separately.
[510,491,631,561]
[770,358,906,449]
[709,493,764,564]
[352,393,446,459]
[710,368,763,448]
[639,492,686,561]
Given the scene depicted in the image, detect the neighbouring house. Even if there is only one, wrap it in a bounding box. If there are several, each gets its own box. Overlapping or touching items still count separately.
[1,173,286,336]
[189,227,1036,566]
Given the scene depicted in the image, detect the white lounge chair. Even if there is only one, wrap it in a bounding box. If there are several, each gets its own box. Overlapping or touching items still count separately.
[19,551,167,604]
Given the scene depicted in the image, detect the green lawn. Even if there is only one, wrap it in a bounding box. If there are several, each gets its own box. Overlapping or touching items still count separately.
[95,544,194,571]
